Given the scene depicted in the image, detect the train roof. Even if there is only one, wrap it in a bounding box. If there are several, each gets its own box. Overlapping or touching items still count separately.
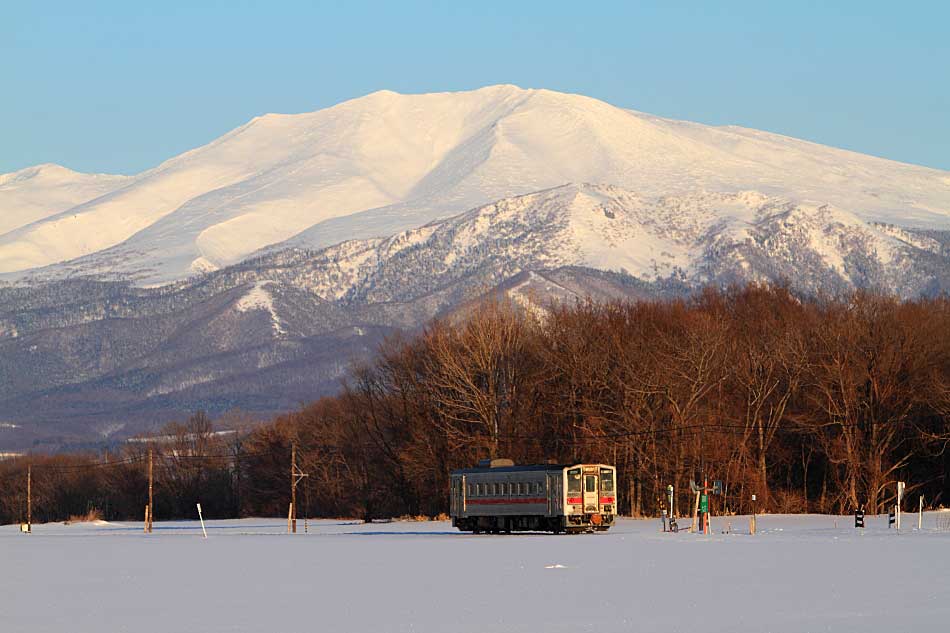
[451,463,614,475]
[451,463,567,475]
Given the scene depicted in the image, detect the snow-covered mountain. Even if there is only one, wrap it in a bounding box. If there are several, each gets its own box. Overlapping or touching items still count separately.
[3,85,948,284]
[3,183,949,449]
[3,85,950,447]
[0,163,130,235]
[237,183,950,303]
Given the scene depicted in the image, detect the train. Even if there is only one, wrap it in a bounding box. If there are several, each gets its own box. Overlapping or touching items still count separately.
[449,459,617,534]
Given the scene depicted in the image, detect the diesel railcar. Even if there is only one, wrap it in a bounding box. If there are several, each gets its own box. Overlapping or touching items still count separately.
[449,459,617,534]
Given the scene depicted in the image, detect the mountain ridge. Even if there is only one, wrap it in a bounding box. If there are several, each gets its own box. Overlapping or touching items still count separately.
[3,180,949,449]
[2,86,950,448]
[3,85,948,285]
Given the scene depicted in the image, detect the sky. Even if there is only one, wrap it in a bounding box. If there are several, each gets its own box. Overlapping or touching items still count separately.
[3,0,949,175]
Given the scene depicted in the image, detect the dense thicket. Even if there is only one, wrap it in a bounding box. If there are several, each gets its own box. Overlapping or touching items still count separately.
[2,286,949,525]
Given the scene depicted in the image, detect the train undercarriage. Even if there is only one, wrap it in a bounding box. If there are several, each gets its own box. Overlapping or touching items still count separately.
[453,513,613,534]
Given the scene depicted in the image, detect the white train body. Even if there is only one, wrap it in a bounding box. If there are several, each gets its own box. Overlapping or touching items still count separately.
[449,459,617,534]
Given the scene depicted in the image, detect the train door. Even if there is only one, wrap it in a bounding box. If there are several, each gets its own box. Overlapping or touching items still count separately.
[451,476,466,516]
[583,470,599,513]
[547,473,563,516]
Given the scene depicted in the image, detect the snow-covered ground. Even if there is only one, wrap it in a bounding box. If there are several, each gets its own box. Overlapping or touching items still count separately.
[2,513,948,632]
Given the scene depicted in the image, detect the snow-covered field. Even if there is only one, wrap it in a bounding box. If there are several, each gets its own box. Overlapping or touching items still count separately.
[2,513,948,633]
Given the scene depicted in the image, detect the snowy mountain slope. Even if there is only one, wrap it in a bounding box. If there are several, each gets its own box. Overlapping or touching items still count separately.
[3,85,948,284]
[253,184,949,304]
[2,183,949,447]
[0,163,130,236]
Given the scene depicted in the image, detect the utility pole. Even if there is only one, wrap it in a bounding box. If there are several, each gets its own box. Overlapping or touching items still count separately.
[290,442,295,533]
[290,442,308,534]
[147,448,154,534]
[26,464,32,534]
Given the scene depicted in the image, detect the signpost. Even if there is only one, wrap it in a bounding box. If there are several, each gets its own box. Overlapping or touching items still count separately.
[689,478,720,535]
[855,507,865,529]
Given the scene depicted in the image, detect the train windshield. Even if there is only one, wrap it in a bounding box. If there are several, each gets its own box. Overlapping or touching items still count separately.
[567,468,582,494]
[600,468,614,492]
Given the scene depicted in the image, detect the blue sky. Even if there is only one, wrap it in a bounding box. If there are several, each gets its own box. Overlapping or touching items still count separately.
[3,1,948,174]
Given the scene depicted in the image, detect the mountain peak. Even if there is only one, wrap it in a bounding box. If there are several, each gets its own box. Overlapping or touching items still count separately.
[0,163,132,237]
[0,163,77,185]
[1,86,948,283]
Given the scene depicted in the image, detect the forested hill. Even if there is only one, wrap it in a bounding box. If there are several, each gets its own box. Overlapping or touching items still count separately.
[2,286,948,525]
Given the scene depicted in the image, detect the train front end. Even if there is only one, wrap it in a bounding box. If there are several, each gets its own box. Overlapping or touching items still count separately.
[564,464,617,532]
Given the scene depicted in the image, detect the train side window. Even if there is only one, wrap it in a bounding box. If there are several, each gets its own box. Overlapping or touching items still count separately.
[492,483,498,496]
[477,483,483,496]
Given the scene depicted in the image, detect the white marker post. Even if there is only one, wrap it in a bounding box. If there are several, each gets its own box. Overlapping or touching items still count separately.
[896,482,905,532]
[918,495,923,531]
[197,503,208,539]
[750,494,757,535]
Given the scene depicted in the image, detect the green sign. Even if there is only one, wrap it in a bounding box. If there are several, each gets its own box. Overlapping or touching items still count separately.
[699,494,708,513]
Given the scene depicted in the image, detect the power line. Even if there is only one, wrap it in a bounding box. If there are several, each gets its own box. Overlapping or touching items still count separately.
[0,417,913,482]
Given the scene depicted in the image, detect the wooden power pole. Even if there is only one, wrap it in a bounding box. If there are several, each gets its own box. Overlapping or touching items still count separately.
[290,442,308,534]
[147,448,154,533]
[26,464,32,533]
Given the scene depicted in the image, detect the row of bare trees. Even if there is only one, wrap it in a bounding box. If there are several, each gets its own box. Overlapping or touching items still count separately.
[2,285,949,525]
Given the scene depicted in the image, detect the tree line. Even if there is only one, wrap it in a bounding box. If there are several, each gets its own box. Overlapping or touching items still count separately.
[2,285,949,525]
